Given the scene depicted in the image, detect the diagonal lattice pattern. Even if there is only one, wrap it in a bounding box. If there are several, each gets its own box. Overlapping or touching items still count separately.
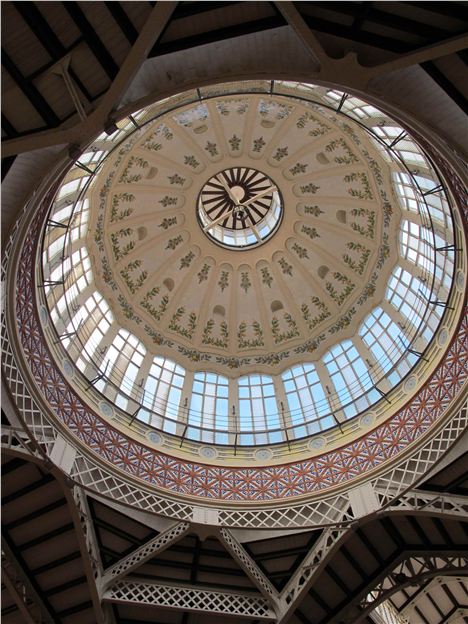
[102,521,190,587]
[104,579,277,619]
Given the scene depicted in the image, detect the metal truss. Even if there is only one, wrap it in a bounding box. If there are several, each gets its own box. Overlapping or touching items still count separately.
[1,425,47,461]
[277,525,349,623]
[332,553,468,624]
[72,487,117,624]
[219,528,280,606]
[100,521,190,591]
[1,537,55,624]
[103,578,277,620]
[383,489,468,520]
[398,575,467,617]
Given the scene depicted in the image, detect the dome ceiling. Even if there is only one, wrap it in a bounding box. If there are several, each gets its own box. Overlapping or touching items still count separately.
[88,93,400,373]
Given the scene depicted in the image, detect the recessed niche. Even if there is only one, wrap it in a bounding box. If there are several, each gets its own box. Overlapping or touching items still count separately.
[318,265,329,279]
[146,167,158,180]
[336,210,347,223]
[137,227,147,241]
[271,300,283,313]
[213,305,225,317]
[163,278,175,291]
[316,152,330,165]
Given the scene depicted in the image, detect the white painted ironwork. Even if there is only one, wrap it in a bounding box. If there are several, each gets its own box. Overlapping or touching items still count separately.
[277,526,349,622]
[1,542,55,624]
[333,554,468,624]
[103,579,277,620]
[219,528,280,604]
[1,425,48,460]
[100,521,190,590]
[399,575,467,617]
[383,489,468,519]
[370,599,410,624]
[72,487,116,624]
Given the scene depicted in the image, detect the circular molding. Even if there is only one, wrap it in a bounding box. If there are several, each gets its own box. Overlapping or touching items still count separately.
[199,446,218,460]
[62,358,74,379]
[308,436,326,450]
[255,448,273,461]
[359,413,376,428]
[147,430,162,445]
[99,401,114,418]
[403,376,418,393]
[437,327,449,347]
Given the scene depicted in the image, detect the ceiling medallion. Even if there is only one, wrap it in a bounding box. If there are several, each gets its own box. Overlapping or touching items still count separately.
[197,167,283,249]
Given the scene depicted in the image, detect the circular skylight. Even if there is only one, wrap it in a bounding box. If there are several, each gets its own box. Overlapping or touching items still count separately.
[197,167,283,249]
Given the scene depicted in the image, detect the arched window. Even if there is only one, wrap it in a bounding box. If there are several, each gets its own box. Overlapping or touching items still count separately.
[238,375,280,445]
[188,372,229,443]
[323,340,378,419]
[142,357,185,432]
[282,363,332,437]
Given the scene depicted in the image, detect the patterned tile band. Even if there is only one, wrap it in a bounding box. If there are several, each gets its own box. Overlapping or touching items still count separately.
[14,142,467,503]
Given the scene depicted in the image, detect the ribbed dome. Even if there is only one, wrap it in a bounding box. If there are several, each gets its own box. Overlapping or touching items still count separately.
[88,93,400,373]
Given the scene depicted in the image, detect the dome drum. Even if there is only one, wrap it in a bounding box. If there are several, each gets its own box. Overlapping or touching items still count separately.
[3,80,466,513]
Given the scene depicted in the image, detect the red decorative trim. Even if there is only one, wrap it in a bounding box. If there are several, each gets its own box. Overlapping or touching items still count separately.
[14,157,468,502]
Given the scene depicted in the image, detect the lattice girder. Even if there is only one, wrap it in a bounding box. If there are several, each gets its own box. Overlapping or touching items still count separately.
[103,579,277,620]
[331,553,468,624]
[100,521,190,591]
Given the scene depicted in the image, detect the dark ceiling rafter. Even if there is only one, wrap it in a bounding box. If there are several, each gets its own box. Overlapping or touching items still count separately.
[1,49,60,127]
[104,1,139,45]
[2,471,55,505]
[13,1,92,103]
[4,497,68,530]
[1,112,17,138]
[63,1,119,80]
[404,1,468,22]
[306,1,460,41]
[172,1,241,19]
[423,61,468,115]
[148,15,284,57]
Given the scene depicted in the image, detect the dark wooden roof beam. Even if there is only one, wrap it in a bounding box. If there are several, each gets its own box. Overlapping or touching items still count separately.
[148,16,284,57]
[44,575,87,597]
[4,497,67,530]
[18,522,75,551]
[1,113,17,139]
[14,2,92,102]
[173,2,241,19]
[1,50,60,127]
[1,472,55,505]
[63,2,119,80]
[2,530,60,623]
[302,2,456,40]
[403,2,468,22]
[104,1,138,44]
[56,600,93,618]
[421,61,468,115]
[30,550,82,575]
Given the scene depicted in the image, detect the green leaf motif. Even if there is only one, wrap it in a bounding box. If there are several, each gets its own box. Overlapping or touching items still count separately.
[260,267,273,287]
[252,137,266,153]
[237,320,264,349]
[197,264,211,283]
[166,235,184,250]
[218,271,229,291]
[205,142,219,157]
